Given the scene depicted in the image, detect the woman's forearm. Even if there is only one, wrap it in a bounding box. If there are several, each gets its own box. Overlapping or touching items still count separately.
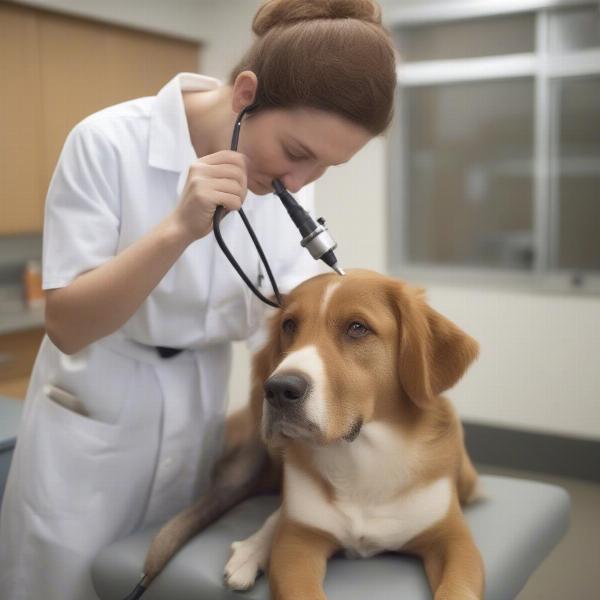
[45,213,195,354]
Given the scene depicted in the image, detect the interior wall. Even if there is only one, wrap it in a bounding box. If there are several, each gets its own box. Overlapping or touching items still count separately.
[13,0,600,441]
[11,0,214,41]
[209,0,600,442]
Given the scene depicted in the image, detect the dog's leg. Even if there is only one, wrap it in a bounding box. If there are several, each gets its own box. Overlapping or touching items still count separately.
[269,520,340,600]
[224,507,281,590]
[407,499,485,600]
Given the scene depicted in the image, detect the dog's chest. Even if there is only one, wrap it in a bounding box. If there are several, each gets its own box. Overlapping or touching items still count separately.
[284,423,452,557]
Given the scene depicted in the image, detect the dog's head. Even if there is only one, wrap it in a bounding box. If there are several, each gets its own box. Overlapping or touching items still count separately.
[252,269,479,447]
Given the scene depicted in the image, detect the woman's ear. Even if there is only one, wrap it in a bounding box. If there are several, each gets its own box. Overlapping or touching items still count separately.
[391,282,479,409]
[231,70,258,113]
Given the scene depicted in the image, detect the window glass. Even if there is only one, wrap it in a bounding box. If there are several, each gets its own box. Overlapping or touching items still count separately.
[405,79,535,269]
[548,5,600,54]
[555,76,600,271]
[396,13,534,62]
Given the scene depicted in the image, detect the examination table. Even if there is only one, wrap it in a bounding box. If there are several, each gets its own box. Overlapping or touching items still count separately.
[0,395,570,600]
[92,475,570,599]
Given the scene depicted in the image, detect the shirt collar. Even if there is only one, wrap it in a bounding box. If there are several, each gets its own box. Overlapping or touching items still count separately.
[148,72,222,173]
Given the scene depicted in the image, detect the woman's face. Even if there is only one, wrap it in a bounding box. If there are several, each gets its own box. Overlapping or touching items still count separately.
[236,107,373,195]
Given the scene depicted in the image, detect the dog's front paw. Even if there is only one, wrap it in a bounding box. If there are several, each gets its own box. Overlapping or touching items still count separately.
[223,539,267,591]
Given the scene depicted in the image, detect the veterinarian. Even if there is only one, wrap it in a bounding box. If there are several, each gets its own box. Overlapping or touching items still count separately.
[0,1,397,598]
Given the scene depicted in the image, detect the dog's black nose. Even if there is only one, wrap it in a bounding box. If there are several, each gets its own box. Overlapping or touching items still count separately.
[264,373,309,409]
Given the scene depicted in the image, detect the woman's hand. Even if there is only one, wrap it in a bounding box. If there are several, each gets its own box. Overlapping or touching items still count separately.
[172,150,249,242]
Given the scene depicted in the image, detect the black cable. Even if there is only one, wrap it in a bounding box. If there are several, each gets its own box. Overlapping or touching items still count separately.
[212,206,281,308]
[121,582,146,600]
[212,103,282,309]
[121,573,147,600]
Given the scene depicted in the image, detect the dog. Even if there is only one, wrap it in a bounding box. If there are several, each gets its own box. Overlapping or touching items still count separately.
[134,269,485,600]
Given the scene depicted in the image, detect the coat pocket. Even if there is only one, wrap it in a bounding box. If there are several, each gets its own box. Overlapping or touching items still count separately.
[38,380,125,442]
[46,338,135,427]
[20,338,161,517]
[43,384,89,417]
[22,384,130,516]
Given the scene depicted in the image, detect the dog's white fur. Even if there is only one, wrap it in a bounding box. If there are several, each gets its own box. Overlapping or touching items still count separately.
[227,421,453,587]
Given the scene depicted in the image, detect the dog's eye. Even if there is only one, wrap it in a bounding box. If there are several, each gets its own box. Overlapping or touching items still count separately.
[282,318,297,334]
[347,321,369,338]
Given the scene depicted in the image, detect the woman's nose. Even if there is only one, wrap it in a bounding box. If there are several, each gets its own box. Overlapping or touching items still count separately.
[280,165,326,193]
[279,174,306,194]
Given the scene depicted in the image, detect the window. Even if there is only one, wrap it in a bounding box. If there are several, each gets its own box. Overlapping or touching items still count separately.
[389,1,600,292]
[405,79,535,270]
[553,75,600,271]
[396,12,535,61]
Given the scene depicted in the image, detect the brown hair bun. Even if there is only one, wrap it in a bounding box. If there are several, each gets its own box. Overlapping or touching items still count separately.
[231,0,396,135]
[253,0,382,37]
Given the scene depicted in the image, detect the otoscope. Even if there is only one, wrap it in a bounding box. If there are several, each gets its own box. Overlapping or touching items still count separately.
[271,179,345,276]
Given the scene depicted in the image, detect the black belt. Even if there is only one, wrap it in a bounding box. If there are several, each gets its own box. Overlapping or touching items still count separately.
[155,346,183,359]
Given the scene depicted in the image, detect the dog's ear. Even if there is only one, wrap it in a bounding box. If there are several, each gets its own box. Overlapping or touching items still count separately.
[251,308,283,381]
[248,304,286,420]
[390,282,479,409]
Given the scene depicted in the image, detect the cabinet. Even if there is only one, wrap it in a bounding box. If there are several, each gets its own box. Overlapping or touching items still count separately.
[0,328,45,400]
[0,4,44,233]
[0,3,200,235]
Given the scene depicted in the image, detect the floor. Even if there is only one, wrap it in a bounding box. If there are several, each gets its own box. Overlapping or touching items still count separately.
[476,464,600,600]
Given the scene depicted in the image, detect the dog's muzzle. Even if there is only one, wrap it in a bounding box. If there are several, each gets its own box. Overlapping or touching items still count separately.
[264,372,310,410]
[263,371,319,442]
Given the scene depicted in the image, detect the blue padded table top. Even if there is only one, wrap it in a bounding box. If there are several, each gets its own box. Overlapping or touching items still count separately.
[92,475,570,600]
[0,395,24,504]
[0,395,23,452]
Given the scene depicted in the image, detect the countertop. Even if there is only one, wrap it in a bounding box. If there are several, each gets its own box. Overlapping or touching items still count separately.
[0,394,23,450]
[0,285,45,335]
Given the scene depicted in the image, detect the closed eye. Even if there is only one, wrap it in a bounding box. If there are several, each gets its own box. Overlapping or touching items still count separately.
[284,146,308,161]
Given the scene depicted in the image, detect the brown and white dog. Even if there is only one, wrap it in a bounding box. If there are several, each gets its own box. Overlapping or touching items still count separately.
[136,270,485,600]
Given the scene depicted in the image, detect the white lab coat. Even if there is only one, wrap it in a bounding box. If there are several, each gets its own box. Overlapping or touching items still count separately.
[0,73,323,600]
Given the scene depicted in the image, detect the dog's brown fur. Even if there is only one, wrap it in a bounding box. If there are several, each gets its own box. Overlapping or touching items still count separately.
[138,270,484,600]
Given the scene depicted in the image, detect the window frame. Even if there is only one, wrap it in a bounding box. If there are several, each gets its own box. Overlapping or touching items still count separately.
[387,0,600,295]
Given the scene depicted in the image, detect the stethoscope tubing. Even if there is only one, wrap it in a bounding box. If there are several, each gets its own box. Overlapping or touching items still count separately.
[212,104,283,309]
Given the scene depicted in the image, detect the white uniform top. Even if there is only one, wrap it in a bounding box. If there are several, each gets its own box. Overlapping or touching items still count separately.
[0,72,323,600]
[43,71,318,347]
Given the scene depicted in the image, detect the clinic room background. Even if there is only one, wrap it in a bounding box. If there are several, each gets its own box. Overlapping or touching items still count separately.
[0,1,598,599]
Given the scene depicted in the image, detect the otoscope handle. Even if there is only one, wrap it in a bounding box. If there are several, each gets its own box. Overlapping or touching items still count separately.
[271,179,316,238]
[272,179,345,276]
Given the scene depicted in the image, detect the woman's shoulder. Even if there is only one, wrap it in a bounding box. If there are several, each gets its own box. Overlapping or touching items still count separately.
[62,96,156,159]
[70,96,155,143]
